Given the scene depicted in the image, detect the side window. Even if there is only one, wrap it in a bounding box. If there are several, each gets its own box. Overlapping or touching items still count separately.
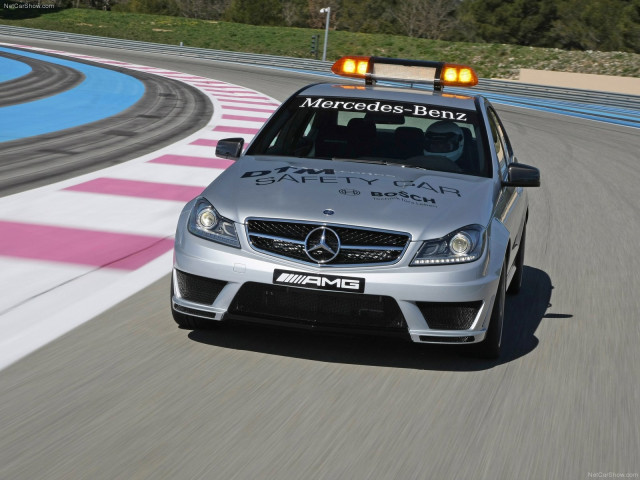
[487,108,508,177]
[492,109,513,161]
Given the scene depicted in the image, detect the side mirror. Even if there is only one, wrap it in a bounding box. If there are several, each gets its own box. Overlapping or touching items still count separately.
[216,138,244,160]
[503,163,540,187]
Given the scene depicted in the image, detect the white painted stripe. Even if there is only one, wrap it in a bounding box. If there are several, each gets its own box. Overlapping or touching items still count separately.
[0,190,185,236]
[0,251,171,371]
[103,162,219,187]
[163,144,245,158]
[211,119,265,129]
[0,257,111,313]
[185,130,259,141]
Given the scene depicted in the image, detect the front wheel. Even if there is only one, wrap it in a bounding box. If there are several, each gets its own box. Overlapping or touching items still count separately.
[475,262,506,359]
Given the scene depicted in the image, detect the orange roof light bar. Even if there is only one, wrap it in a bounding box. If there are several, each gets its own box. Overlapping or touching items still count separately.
[331,56,371,79]
[441,64,479,88]
[331,56,478,90]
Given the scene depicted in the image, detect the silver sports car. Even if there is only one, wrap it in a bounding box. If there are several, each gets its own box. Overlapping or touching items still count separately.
[171,56,540,358]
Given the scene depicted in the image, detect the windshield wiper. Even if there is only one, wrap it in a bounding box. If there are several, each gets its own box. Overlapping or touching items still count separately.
[333,157,430,171]
[391,162,430,171]
[332,157,387,165]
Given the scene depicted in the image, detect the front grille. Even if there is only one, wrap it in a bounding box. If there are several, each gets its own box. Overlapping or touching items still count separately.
[417,301,483,330]
[228,282,408,334]
[246,219,410,266]
[175,270,226,305]
[251,236,308,262]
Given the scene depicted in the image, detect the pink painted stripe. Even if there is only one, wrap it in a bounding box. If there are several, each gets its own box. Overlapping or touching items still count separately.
[171,75,207,80]
[190,139,218,147]
[222,114,269,122]
[221,105,277,114]
[205,88,259,93]
[194,81,228,86]
[190,139,250,151]
[64,178,203,202]
[0,221,173,270]
[145,70,181,75]
[149,154,233,169]
[207,92,264,98]
[219,99,279,107]
[214,95,272,101]
[199,83,246,87]
[203,87,250,91]
[213,125,260,135]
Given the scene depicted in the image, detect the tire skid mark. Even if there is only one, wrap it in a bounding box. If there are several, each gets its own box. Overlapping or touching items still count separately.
[0,49,85,107]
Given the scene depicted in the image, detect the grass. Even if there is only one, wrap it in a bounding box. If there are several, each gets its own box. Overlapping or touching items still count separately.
[1,8,639,79]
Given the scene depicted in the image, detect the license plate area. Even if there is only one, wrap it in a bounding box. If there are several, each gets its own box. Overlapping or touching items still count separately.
[273,269,365,293]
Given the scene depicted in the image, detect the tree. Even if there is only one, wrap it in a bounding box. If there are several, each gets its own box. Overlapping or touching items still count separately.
[393,0,459,39]
[621,0,640,52]
[550,0,640,51]
[459,0,639,52]
[126,0,180,15]
[338,0,397,34]
[307,0,339,29]
[458,0,557,46]
[225,0,281,25]
[281,0,309,26]
[550,0,639,52]
[176,0,230,19]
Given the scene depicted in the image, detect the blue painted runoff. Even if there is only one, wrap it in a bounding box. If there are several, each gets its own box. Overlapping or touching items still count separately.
[0,47,145,143]
[0,55,33,82]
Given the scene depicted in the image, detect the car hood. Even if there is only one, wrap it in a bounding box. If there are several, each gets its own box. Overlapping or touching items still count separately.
[202,156,495,241]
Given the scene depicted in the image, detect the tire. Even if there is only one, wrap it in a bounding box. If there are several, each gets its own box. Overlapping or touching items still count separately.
[475,261,506,359]
[507,223,526,295]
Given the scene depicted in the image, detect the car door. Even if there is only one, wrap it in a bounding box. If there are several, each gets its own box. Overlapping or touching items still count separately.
[487,106,526,266]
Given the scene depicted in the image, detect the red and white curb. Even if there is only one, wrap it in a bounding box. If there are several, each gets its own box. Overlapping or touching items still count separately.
[0,44,280,370]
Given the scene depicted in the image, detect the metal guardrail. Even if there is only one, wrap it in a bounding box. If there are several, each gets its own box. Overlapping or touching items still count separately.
[1,24,640,121]
[0,25,334,71]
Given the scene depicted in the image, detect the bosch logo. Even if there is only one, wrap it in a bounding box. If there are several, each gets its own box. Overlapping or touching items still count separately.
[371,191,436,204]
[304,227,341,263]
[339,189,360,196]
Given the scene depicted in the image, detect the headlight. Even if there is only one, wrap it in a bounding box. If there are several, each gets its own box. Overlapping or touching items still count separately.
[187,197,240,248]
[411,225,485,266]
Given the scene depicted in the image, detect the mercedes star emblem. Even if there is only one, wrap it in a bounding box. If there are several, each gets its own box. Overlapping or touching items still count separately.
[304,227,341,263]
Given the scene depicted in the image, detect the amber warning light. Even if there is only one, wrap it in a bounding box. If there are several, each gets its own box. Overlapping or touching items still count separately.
[331,56,478,90]
[331,56,370,78]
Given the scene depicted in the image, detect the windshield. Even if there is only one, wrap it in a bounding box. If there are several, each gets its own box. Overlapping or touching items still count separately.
[247,95,489,177]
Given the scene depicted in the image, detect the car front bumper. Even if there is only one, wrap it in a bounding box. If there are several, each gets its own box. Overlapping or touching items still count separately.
[172,224,503,344]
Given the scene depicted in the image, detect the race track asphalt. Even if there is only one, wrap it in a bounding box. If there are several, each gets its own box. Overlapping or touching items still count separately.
[0,45,212,197]
[0,36,638,480]
[0,49,84,107]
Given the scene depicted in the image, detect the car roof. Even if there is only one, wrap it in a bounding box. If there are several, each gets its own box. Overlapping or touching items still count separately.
[297,83,481,111]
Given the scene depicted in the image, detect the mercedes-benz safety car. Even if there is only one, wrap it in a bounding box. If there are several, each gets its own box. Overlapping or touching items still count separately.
[171,56,540,358]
